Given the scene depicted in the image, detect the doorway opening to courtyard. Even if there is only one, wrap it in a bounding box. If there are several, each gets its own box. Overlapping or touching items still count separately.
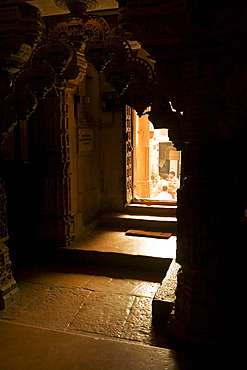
[125,106,181,206]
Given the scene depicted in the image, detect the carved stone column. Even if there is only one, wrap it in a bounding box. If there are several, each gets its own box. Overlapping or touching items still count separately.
[162,53,247,345]
[156,53,247,345]
[169,139,244,345]
[0,179,18,309]
[0,0,42,309]
[123,0,247,346]
[35,47,87,247]
[35,90,75,247]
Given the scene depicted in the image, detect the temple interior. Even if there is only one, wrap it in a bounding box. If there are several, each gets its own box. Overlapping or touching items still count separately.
[0,1,246,369]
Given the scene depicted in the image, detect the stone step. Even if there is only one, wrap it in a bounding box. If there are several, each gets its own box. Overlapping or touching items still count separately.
[99,212,177,233]
[47,228,176,273]
[126,203,177,217]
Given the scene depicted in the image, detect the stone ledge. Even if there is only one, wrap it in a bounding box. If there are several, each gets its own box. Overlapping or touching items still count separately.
[152,259,180,321]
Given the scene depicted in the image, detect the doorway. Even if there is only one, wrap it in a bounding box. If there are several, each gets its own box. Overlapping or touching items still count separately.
[127,108,181,204]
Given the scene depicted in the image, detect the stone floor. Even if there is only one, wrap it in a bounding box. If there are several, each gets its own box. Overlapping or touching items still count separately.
[0,262,169,347]
[0,263,235,370]
[0,229,242,369]
[0,320,180,370]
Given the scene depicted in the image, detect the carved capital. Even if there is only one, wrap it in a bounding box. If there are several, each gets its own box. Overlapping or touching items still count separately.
[0,1,41,73]
[55,0,99,18]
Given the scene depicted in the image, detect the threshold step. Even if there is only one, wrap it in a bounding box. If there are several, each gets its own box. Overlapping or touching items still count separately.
[47,228,176,272]
[126,203,177,217]
[99,212,177,233]
[53,249,173,272]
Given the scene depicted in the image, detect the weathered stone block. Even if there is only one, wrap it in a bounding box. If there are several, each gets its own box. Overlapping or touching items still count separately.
[152,259,180,321]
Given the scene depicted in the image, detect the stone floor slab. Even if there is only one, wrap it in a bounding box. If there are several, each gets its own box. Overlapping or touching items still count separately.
[12,286,91,330]
[14,269,67,286]
[0,281,47,321]
[55,273,94,288]
[131,281,161,298]
[121,297,154,345]
[68,291,135,338]
[83,275,158,296]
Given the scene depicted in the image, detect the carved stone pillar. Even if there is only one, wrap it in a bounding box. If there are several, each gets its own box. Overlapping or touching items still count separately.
[35,90,75,247]
[123,0,247,346]
[35,47,87,247]
[163,55,246,345]
[0,179,18,309]
[165,48,247,345]
[0,0,42,309]
[169,139,244,345]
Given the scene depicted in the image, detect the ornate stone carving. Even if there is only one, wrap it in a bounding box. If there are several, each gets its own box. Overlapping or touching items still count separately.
[84,15,112,72]
[0,13,77,141]
[0,37,73,131]
[0,1,41,73]
[34,88,75,247]
[0,2,158,142]
[0,240,18,309]
[104,37,133,94]
[0,179,18,309]
[55,0,98,18]
[0,1,42,142]
[124,57,155,116]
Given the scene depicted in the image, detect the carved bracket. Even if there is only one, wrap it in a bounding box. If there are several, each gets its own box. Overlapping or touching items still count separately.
[0,2,158,141]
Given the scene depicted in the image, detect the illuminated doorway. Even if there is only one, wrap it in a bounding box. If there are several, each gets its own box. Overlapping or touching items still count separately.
[132,109,181,203]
